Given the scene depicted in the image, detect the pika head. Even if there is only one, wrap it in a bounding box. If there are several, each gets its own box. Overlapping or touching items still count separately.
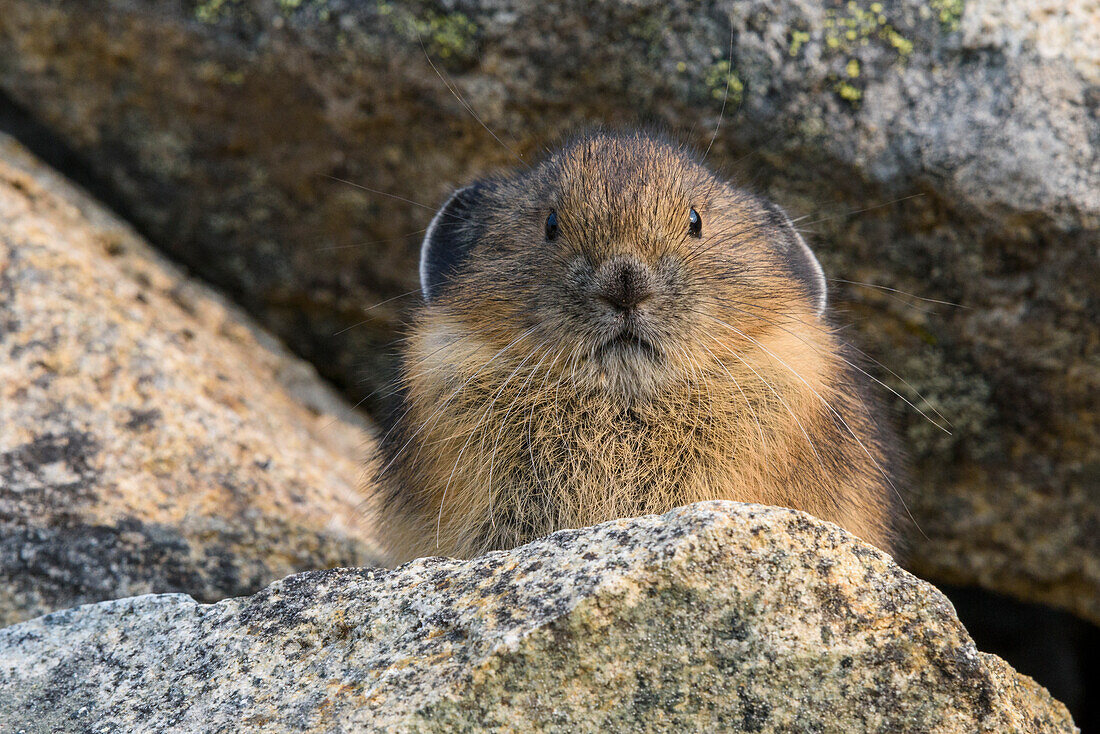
[419,131,827,399]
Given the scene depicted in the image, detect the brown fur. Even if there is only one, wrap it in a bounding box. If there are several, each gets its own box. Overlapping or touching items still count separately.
[366,131,902,563]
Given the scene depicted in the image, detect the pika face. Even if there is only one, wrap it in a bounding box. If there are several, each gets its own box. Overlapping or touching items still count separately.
[373,130,899,563]
[419,132,827,400]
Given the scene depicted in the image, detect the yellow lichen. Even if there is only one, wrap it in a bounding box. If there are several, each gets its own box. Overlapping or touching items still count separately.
[704,59,744,104]
[818,0,920,105]
[930,0,964,32]
[379,5,480,61]
[789,30,811,57]
[194,0,235,23]
[194,0,324,23]
[823,1,915,61]
[835,81,863,103]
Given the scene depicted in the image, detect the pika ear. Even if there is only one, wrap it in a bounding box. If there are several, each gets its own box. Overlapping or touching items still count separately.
[419,183,485,303]
[759,200,828,317]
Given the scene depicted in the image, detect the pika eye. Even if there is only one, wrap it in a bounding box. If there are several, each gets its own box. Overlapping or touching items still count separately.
[545,211,559,240]
[688,208,702,238]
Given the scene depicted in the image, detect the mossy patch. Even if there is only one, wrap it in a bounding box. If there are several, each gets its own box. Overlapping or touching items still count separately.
[890,344,996,460]
[820,1,916,107]
[193,0,239,23]
[193,0,331,24]
[930,0,964,33]
[824,1,915,59]
[378,4,480,64]
[834,81,863,104]
[834,58,864,103]
[703,58,744,106]
[789,30,811,57]
[625,5,672,54]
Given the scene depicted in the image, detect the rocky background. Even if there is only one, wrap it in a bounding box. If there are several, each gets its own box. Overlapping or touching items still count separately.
[0,0,1096,729]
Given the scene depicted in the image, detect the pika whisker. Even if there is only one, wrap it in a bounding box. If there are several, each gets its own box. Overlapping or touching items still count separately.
[435,332,546,546]
[712,298,951,433]
[699,341,767,452]
[379,324,539,481]
[698,326,829,477]
[700,312,925,540]
[416,32,530,170]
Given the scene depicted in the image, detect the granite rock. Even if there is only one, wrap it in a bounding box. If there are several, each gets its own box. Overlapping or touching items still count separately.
[0,0,1097,624]
[0,502,1076,733]
[0,132,382,626]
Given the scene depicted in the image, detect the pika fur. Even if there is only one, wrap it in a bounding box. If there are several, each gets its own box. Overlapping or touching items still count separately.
[366,130,902,563]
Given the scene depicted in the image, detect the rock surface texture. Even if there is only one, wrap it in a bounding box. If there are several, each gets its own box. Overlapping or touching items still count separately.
[0,0,1096,625]
[0,133,381,626]
[0,503,1076,733]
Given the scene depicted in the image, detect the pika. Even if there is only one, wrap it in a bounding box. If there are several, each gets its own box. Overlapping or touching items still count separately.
[367,130,902,563]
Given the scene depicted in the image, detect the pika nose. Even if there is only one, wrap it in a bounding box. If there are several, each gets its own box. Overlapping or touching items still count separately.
[596,257,653,312]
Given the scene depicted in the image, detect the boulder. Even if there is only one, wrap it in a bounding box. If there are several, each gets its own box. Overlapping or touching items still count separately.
[0,0,1096,624]
[0,502,1076,732]
[0,132,382,626]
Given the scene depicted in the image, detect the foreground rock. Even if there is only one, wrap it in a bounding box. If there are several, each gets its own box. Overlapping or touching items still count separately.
[0,503,1074,732]
[0,133,381,626]
[1,0,1097,624]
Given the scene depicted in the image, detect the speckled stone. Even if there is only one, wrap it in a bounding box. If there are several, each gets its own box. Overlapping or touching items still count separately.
[0,0,1096,626]
[0,503,1075,733]
[0,133,383,626]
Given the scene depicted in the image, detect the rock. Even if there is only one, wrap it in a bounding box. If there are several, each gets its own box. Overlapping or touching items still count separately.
[0,132,382,626]
[0,502,1076,732]
[1,0,1097,625]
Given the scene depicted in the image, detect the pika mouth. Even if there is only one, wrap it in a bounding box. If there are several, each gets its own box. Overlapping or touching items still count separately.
[595,332,660,363]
